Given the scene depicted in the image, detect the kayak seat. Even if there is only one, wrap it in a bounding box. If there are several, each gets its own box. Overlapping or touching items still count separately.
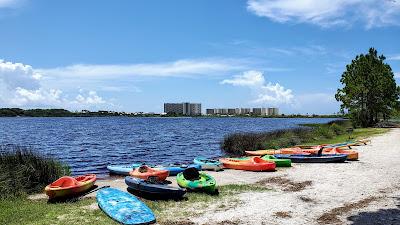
[183,167,200,181]
[50,176,78,188]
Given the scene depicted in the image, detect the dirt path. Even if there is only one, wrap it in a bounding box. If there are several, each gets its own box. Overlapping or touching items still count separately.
[190,128,400,225]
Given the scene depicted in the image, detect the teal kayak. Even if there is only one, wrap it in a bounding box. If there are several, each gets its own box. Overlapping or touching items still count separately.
[193,157,223,171]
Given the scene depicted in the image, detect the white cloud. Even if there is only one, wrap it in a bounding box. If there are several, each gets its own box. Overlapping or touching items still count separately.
[395,72,400,78]
[37,58,249,80]
[221,70,293,105]
[388,55,400,61]
[74,91,105,105]
[0,59,109,109]
[0,0,23,8]
[292,93,340,114]
[247,0,400,29]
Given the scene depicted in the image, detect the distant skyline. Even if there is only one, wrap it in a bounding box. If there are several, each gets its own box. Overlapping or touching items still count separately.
[0,0,399,114]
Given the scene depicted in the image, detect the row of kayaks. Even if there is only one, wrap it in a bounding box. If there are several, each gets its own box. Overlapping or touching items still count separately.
[44,139,368,224]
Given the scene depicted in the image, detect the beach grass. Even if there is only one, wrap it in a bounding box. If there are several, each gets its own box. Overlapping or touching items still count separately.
[0,183,269,225]
[0,145,70,199]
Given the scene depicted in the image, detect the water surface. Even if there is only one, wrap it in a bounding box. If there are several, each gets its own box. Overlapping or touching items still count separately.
[0,117,338,176]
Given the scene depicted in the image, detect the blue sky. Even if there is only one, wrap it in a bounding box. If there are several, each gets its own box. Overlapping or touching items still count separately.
[0,0,399,114]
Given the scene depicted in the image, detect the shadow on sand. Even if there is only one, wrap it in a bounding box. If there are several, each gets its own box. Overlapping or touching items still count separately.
[346,197,400,225]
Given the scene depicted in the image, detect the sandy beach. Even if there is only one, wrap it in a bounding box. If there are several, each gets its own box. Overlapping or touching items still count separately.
[30,128,400,224]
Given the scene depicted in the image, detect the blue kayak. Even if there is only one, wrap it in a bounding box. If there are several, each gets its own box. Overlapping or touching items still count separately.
[274,154,347,163]
[96,187,156,225]
[107,163,200,176]
[159,164,201,176]
[125,176,186,199]
[193,157,223,171]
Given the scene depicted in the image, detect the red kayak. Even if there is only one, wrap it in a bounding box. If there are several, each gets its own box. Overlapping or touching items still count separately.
[219,157,276,171]
[45,174,97,199]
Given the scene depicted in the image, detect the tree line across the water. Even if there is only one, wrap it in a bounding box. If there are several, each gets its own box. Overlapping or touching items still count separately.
[0,108,342,118]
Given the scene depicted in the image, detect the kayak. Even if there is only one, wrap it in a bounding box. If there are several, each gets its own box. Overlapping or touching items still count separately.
[274,154,347,163]
[322,147,358,160]
[261,155,292,167]
[97,187,156,225]
[229,156,291,167]
[296,147,358,161]
[107,163,144,175]
[245,148,311,156]
[45,174,96,199]
[193,157,223,171]
[219,157,276,171]
[176,170,217,193]
[125,176,186,199]
[157,164,201,176]
[129,165,169,181]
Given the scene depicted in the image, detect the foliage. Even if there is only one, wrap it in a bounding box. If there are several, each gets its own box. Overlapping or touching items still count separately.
[0,146,70,199]
[335,48,400,127]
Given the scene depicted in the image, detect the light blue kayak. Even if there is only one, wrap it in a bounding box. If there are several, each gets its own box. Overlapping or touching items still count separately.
[193,157,223,171]
[107,163,201,176]
[97,187,156,225]
[107,164,145,176]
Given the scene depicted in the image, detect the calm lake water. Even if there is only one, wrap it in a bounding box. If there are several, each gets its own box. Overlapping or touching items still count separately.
[0,117,338,177]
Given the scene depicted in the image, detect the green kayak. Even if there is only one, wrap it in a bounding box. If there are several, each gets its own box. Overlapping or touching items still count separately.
[261,155,292,167]
[231,156,291,167]
[176,172,217,194]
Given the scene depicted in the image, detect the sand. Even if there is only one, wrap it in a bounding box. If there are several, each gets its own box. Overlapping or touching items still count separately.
[31,128,400,224]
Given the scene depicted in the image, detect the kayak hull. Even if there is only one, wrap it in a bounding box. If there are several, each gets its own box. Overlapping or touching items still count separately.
[158,164,201,176]
[129,166,169,181]
[219,157,276,171]
[274,154,347,163]
[107,164,143,176]
[176,172,217,193]
[193,157,223,171]
[45,174,96,199]
[125,176,186,199]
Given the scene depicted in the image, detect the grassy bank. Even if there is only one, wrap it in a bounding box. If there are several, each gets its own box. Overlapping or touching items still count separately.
[0,184,269,225]
[221,120,389,156]
[0,146,70,199]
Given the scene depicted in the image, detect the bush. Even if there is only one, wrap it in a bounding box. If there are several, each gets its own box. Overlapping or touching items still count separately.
[221,127,311,156]
[330,123,346,135]
[0,145,70,199]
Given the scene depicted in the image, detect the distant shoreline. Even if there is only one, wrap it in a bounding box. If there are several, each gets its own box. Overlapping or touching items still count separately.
[0,108,342,119]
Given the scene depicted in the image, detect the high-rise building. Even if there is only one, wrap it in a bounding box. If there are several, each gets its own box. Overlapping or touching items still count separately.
[252,108,262,115]
[268,107,279,116]
[228,108,236,115]
[164,102,201,116]
[206,109,215,115]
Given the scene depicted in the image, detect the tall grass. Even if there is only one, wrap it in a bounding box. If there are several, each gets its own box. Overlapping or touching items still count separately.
[0,145,70,199]
[221,120,352,156]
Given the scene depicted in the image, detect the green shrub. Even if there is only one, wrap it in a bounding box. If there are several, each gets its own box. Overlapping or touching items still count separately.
[0,146,70,199]
[330,123,346,135]
[313,126,335,139]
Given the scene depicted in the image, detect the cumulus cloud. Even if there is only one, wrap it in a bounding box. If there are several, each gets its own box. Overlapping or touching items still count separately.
[0,59,108,109]
[221,70,293,105]
[37,58,249,79]
[247,0,400,28]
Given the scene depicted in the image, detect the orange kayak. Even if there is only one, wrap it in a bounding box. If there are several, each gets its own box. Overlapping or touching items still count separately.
[245,148,311,156]
[219,157,276,171]
[45,174,96,199]
[323,147,358,160]
[129,165,169,181]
